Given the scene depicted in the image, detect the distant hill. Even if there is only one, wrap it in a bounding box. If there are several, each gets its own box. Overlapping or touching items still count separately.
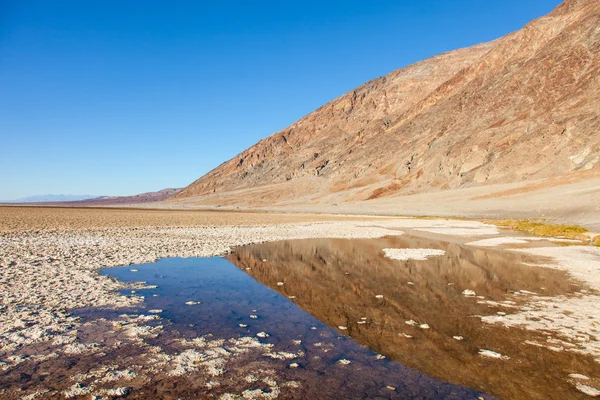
[2,194,100,203]
[2,188,183,206]
[50,188,183,206]
[171,0,600,208]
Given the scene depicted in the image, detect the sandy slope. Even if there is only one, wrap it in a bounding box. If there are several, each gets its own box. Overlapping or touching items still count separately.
[155,170,600,230]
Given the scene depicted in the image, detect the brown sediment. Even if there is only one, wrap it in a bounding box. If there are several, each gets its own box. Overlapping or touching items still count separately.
[0,205,367,232]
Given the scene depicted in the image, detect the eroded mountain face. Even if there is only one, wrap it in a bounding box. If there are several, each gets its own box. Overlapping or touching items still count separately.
[173,0,600,205]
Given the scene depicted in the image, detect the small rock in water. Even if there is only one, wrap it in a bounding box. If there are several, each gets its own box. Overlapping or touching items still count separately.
[239,324,248,328]
[453,336,464,341]
[375,295,384,299]
[256,332,270,338]
[148,309,162,314]
[575,383,600,397]
[519,289,537,295]
[478,349,510,360]
[185,301,200,305]
[462,289,476,297]
[337,359,351,365]
[130,269,139,272]
[569,373,590,380]
[311,327,317,330]
[292,340,302,345]
[289,363,299,368]
[375,354,385,360]
[250,315,258,319]
[152,294,158,297]
[107,387,131,397]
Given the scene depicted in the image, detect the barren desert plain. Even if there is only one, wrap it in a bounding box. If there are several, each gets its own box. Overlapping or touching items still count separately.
[1,206,600,399]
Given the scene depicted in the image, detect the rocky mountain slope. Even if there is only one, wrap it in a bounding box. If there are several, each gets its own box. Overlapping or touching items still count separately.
[172,0,600,207]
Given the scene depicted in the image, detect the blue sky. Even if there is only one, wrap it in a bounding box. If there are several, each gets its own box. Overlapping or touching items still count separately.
[0,0,562,199]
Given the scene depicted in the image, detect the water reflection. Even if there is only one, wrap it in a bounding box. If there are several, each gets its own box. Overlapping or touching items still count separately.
[227,236,598,400]
[1,256,490,399]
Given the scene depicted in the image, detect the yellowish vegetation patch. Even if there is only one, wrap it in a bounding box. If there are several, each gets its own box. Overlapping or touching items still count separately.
[482,218,589,240]
[593,236,600,247]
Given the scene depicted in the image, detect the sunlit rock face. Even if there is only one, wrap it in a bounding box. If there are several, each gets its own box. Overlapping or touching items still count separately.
[173,0,600,207]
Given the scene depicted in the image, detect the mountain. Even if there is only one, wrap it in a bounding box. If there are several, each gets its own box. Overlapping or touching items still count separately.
[2,189,182,206]
[2,194,100,203]
[50,188,183,206]
[172,0,600,211]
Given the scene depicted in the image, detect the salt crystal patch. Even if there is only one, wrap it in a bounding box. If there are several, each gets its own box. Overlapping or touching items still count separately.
[479,349,509,360]
[383,248,446,261]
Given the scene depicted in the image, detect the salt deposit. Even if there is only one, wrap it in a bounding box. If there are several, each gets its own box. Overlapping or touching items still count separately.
[383,248,446,261]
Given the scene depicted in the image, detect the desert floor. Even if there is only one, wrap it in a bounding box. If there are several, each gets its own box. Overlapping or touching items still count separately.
[2,206,600,399]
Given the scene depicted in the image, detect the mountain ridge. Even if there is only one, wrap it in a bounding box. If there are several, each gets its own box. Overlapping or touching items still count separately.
[172,0,600,209]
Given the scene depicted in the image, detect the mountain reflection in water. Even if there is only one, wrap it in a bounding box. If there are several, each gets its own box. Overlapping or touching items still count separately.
[228,235,597,400]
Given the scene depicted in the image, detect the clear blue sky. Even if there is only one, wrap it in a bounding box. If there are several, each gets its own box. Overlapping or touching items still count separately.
[0,0,562,199]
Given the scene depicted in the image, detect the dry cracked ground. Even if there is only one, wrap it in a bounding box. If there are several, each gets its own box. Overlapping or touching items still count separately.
[1,206,600,399]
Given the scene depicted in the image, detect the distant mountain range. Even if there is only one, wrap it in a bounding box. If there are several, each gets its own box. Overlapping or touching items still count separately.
[0,188,183,206]
[66,188,182,206]
[2,188,183,205]
[2,194,100,203]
